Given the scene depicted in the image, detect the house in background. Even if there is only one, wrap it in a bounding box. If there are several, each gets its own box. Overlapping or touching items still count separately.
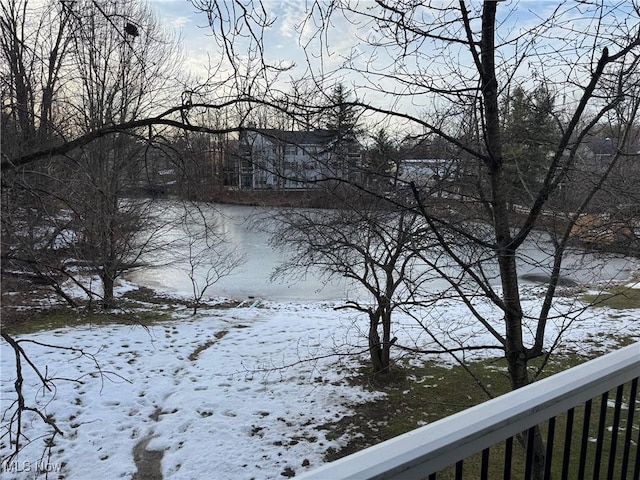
[396,158,458,185]
[238,128,362,189]
[395,158,464,198]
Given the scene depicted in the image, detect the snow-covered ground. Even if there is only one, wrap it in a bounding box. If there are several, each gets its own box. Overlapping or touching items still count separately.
[1,280,639,479]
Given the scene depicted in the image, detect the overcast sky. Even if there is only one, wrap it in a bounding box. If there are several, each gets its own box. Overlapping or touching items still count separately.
[146,1,632,75]
[144,1,530,88]
[144,0,636,131]
[146,1,315,78]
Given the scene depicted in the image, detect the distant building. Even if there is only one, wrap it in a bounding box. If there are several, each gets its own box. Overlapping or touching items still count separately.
[397,158,459,185]
[238,128,362,189]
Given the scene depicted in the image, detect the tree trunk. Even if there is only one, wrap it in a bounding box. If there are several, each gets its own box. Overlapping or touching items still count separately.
[480,3,546,478]
[101,268,115,309]
[368,314,385,373]
[369,319,383,373]
[381,307,393,373]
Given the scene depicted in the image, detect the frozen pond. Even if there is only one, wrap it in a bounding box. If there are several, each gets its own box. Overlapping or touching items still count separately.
[128,203,355,301]
[128,201,638,302]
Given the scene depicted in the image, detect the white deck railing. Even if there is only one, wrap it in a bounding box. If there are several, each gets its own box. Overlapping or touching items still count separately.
[298,343,640,480]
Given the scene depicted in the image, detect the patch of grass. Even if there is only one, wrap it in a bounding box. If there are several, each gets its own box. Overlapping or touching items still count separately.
[1,306,176,336]
[322,358,504,461]
[324,348,639,478]
[584,331,640,352]
[1,282,243,336]
[582,285,640,309]
[322,352,603,463]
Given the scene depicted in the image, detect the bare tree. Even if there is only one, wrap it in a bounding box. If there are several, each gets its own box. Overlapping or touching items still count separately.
[194,3,640,476]
[270,197,435,374]
[54,0,184,308]
[0,0,73,149]
[194,0,640,384]
[1,0,77,304]
[1,0,222,463]
[179,206,244,315]
[2,0,190,309]
[2,0,638,472]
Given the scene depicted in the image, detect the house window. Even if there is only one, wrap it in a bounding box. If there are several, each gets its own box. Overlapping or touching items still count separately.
[285,145,297,156]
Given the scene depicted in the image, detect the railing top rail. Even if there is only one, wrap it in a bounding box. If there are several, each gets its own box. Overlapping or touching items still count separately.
[299,343,640,480]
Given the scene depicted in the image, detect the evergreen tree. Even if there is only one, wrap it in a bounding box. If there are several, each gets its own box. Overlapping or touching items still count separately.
[323,83,362,178]
[366,127,398,187]
[324,84,359,139]
[501,85,559,206]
